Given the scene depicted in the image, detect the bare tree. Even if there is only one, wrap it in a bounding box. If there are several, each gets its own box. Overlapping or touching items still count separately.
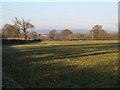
[2,24,20,39]
[13,17,34,40]
[28,31,39,40]
[48,30,57,40]
[90,25,108,40]
[60,29,73,40]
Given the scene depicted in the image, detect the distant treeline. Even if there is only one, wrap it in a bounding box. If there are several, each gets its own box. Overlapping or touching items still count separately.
[41,25,118,41]
[47,30,118,41]
[1,24,118,41]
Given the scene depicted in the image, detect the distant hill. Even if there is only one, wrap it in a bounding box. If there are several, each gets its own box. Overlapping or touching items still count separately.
[34,29,90,34]
[33,28,118,34]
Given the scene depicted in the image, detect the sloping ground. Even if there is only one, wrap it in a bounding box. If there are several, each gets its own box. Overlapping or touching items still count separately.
[2,40,118,88]
[2,74,22,88]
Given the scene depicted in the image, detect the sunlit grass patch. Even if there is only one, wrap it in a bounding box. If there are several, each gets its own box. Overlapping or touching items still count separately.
[3,40,118,88]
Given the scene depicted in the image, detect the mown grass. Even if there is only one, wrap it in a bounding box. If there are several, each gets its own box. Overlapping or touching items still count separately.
[2,40,118,88]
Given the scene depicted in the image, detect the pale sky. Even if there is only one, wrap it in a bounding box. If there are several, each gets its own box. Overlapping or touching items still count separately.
[1,1,119,32]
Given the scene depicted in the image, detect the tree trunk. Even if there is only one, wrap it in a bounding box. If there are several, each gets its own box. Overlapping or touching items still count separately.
[24,30,27,40]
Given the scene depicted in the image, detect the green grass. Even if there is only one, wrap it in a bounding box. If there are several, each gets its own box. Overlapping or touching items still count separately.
[2,40,118,88]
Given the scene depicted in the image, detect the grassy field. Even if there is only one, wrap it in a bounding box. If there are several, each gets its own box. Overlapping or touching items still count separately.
[2,40,118,88]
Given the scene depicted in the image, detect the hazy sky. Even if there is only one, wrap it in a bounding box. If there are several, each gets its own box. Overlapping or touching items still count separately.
[1,2,118,32]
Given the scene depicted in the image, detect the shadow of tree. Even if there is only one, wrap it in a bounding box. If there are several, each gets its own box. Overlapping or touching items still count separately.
[29,67,118,88]
[18,43,118,63]
[2,42,118,88]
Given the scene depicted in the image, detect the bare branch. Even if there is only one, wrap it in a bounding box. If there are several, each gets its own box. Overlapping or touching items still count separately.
[13,17,34,40]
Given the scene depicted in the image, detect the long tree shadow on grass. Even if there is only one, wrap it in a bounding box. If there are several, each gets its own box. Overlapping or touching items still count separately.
[28,65,118,88]
[2,42,118,88]
[18,42,118,63]
[18,42,118,55]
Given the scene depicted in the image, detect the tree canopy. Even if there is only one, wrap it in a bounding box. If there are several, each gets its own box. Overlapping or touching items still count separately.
[2,24,20,38]
[90,25,108,39]
[60,29,73,40]
[13,17,34,40]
